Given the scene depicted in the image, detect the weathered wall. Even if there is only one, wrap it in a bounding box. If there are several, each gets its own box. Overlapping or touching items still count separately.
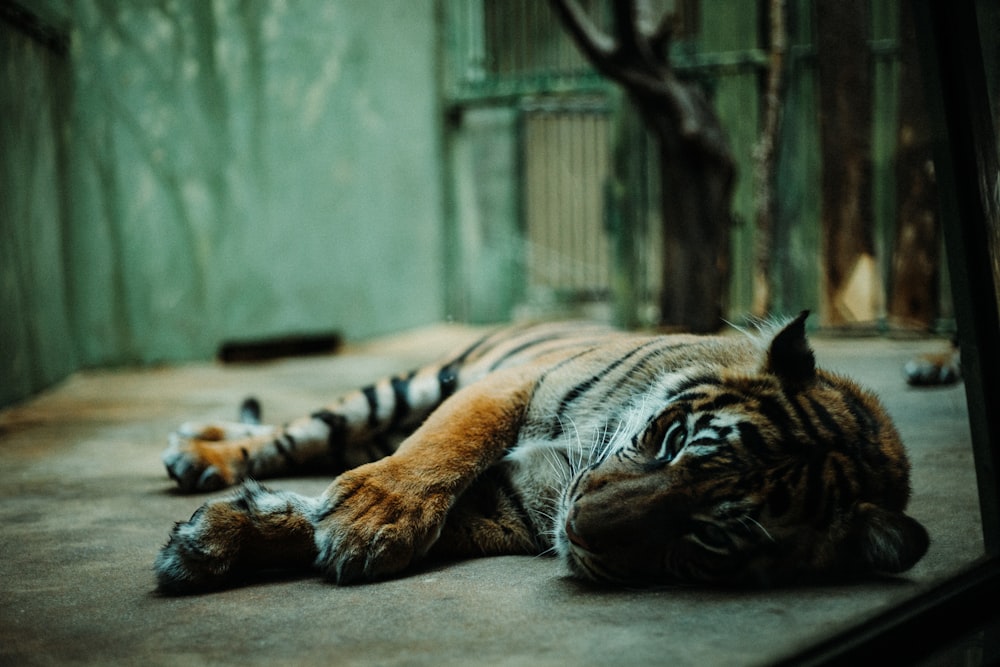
[1,1,445,406]
[1,17,76,406]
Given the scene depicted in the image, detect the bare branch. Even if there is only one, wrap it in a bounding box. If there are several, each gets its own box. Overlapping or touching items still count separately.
[548,0,616,67]
[646,10,676,61]
[611,0,660,72]
[550,0,656,95]
[549,0,729,168]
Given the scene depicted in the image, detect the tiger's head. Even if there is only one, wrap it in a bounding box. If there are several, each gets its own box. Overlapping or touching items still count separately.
[556,312,929,586]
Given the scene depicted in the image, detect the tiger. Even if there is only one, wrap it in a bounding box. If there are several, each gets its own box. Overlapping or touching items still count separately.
[155,311,929,594]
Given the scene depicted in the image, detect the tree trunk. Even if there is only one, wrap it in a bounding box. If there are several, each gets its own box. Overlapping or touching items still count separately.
[815,0,877,326]
[651,107,733,332]
[888,0,940,329]
[549,0,735,333]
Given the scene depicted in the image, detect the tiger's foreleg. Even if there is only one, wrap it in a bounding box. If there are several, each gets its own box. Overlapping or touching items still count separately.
[155,480,322,594]
[152,473,538,594]
[155,369,535,593]
[313,368,536,584]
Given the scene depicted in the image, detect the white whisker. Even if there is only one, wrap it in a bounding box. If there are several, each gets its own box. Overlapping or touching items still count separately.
[742,515,775,543]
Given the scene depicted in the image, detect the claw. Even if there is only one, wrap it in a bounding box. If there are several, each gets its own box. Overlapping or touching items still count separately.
[197,467,226,492]
[162,449,200,492]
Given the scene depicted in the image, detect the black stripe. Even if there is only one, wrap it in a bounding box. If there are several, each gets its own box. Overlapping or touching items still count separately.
[788,393,826,450]
[664,373,720,401]
[518,345,600,441]
[361,385,379,428]
[693,413,715,433]
[452,325,557,368]
[536,346,597,385]
[312,409,349,471]
[604,340,687,399]
[312,409,348,444]
[837,393,892,474]
[438,364,459,401]
[390,373,413,428]
[584,339,667,408]
[486,333,568,371]
[672,391,710,404]
[755,394,801,454]
[700,392,744,412]
[551,342,656,438]
[806,395,841,440]
[839,390,883,445]
[445,330,499,367]
[737,421,770,463]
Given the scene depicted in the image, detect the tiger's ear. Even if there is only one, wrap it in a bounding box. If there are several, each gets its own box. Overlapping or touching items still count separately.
[765,310,816,390]
[841,503,930,575]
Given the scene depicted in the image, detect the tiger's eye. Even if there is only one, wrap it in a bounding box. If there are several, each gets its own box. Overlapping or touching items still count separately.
[658,421,687,462]
[693,521,732,550]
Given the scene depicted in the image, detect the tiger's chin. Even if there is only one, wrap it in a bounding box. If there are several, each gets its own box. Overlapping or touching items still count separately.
[557,536,686,587]
[553,506,670,586]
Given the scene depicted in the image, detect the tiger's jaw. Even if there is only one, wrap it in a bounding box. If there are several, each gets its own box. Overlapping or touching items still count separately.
[553,459,930,587]
[555,478,785,587]
[552,464,700,585]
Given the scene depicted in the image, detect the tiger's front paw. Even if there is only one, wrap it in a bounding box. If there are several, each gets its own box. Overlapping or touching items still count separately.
[314,461,452,584]
[162,421,276,492]
[155,481,320,594]
[155,491,248,594]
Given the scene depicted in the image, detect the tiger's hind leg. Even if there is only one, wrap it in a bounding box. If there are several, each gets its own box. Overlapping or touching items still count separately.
[904,338,961,386]
[162,364,458,492]
[161,400,348,493]
[155,481,321,594]
[161,398,282,491]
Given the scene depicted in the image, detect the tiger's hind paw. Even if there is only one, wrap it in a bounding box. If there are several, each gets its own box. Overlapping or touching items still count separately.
[903,350,961,386]
[162,421,275,492]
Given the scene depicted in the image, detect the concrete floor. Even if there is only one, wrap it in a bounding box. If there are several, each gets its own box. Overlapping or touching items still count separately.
[0,325,984,666]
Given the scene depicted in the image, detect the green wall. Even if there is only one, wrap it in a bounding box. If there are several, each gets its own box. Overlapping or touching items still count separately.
[1,1,445,407]
[1,14,76,406]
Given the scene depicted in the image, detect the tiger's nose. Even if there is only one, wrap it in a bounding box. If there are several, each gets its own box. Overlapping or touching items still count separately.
[564,510,592,551]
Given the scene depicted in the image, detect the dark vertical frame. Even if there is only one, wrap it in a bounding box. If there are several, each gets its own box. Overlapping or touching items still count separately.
[778,0,1000,663]
[916,0,1000,553]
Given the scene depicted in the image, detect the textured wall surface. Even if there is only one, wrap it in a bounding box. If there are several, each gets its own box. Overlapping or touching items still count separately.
[2,1,445,406]
[1,19,77,406]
